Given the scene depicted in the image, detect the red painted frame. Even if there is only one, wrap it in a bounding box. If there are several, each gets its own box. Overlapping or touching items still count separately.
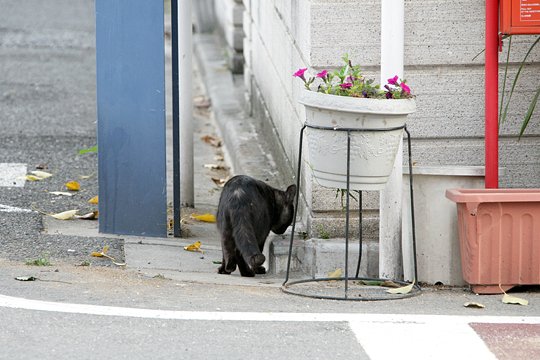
[501,0,540,35]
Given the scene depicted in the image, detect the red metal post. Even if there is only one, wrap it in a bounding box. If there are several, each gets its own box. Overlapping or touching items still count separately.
[485,0,499,188]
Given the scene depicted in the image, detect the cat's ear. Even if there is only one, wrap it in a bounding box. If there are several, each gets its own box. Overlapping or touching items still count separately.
[285,184,297,202]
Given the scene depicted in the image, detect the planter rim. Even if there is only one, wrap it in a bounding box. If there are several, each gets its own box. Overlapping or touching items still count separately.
[446,188,540,203]
[402,165,506,176]
[299,89,416,115]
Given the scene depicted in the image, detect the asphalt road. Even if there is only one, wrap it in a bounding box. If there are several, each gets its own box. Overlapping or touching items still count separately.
[1,1,540,359]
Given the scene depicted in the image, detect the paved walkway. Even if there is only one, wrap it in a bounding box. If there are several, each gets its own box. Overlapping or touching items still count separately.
[0,1,539,358]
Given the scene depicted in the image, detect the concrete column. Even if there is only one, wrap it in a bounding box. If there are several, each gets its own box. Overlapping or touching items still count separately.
[379,0,405,279]
[180,0,194,207]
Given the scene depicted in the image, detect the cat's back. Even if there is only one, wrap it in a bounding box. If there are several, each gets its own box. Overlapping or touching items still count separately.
[217,175,271,229]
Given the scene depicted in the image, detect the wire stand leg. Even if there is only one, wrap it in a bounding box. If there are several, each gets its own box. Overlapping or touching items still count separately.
[355,191,363,278]
[405,126,419,283]
[283,125,306,285]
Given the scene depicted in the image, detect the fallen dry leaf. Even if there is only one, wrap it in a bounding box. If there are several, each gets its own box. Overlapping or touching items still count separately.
[464,302,485,309]
[65,181,80,191]
[75,211,98,220]
[381,280,401,288]
[50,209,79,220]
[91,245,125,266]
[90,246,107,257]
[502,293,529,306]
[25,175,42,181]
[30,170,52,179]
[184,241,203,253]
[88,196,99,204]
[190,213,216,223]
[327,268,343,278]
[386,283,414,294]
[49,191,74,197]
[211,177,227,188]
[203,164,227,170]
[15,276,37,281]
[193,95,211,109]
[201,134,222,147]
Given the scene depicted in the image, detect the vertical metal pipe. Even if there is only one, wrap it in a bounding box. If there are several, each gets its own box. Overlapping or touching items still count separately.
[180,0,194,206]
[171,0,181,237]
[485,0,499,188]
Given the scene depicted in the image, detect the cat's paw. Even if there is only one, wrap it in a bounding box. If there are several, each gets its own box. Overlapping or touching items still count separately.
[218,265,231,275]
[249,254,266,268]
[254,266,266,275]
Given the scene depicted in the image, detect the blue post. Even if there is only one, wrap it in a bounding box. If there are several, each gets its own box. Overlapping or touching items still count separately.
[95,0,167,237]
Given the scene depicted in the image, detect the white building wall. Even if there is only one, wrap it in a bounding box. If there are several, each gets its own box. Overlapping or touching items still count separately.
[240,0,540,238]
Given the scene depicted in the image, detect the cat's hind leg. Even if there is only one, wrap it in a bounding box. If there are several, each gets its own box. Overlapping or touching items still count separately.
[218,233,237,275]
[236,249,255,277]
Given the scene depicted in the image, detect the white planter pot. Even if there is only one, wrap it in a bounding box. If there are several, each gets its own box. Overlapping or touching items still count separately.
[299,90,416,191]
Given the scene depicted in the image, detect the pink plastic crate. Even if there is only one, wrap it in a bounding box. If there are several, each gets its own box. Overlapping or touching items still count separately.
[446,189,540,294]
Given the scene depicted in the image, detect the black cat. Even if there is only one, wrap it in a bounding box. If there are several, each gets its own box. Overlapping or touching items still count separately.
[216,175,296,277]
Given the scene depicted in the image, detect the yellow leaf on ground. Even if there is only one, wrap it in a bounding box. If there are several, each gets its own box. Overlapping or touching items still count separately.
[184,241,202,253]
[25,175,42,181]
[65,181,80,191]
[190,213,216,223]
[327,268,343,278]
[75,211,98,220]
[49,209,78,220]
[31,170,52,179]
[91,245,109,257]
[88,196,99,204]
[464,302,485,309]
[502,293,528,306]
[386,283,414,294]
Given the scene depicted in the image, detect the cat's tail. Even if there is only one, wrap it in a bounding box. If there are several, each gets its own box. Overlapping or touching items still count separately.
[231,219,265,269]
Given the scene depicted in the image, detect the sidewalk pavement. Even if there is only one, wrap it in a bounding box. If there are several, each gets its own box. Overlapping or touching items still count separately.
[41,31,287,288]
[1,2,540,357]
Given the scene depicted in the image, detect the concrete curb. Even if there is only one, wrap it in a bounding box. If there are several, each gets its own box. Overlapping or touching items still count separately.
[193,33,284,187]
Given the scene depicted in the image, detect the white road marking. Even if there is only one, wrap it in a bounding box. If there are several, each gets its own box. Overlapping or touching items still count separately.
[1,293,540,359]
[0,163,27,187]
[0,204,33,213]
[349,318,497,359]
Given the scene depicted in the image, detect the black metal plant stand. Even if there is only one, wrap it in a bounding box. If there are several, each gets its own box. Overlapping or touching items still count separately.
[281,123,421,301]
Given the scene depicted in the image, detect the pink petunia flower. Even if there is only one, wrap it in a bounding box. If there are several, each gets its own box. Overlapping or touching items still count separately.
[293,68,308,80]
[316,70,328,79]
[387,75,399,85]
[400,82,411,94]
[340,82,353,89]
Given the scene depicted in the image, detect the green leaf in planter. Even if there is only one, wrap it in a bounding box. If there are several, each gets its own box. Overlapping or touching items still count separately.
[519,85,540,138]
[499,35,512,127]
[500,36,540,128]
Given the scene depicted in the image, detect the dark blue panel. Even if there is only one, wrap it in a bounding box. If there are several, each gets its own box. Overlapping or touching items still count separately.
[96,0,166,237]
